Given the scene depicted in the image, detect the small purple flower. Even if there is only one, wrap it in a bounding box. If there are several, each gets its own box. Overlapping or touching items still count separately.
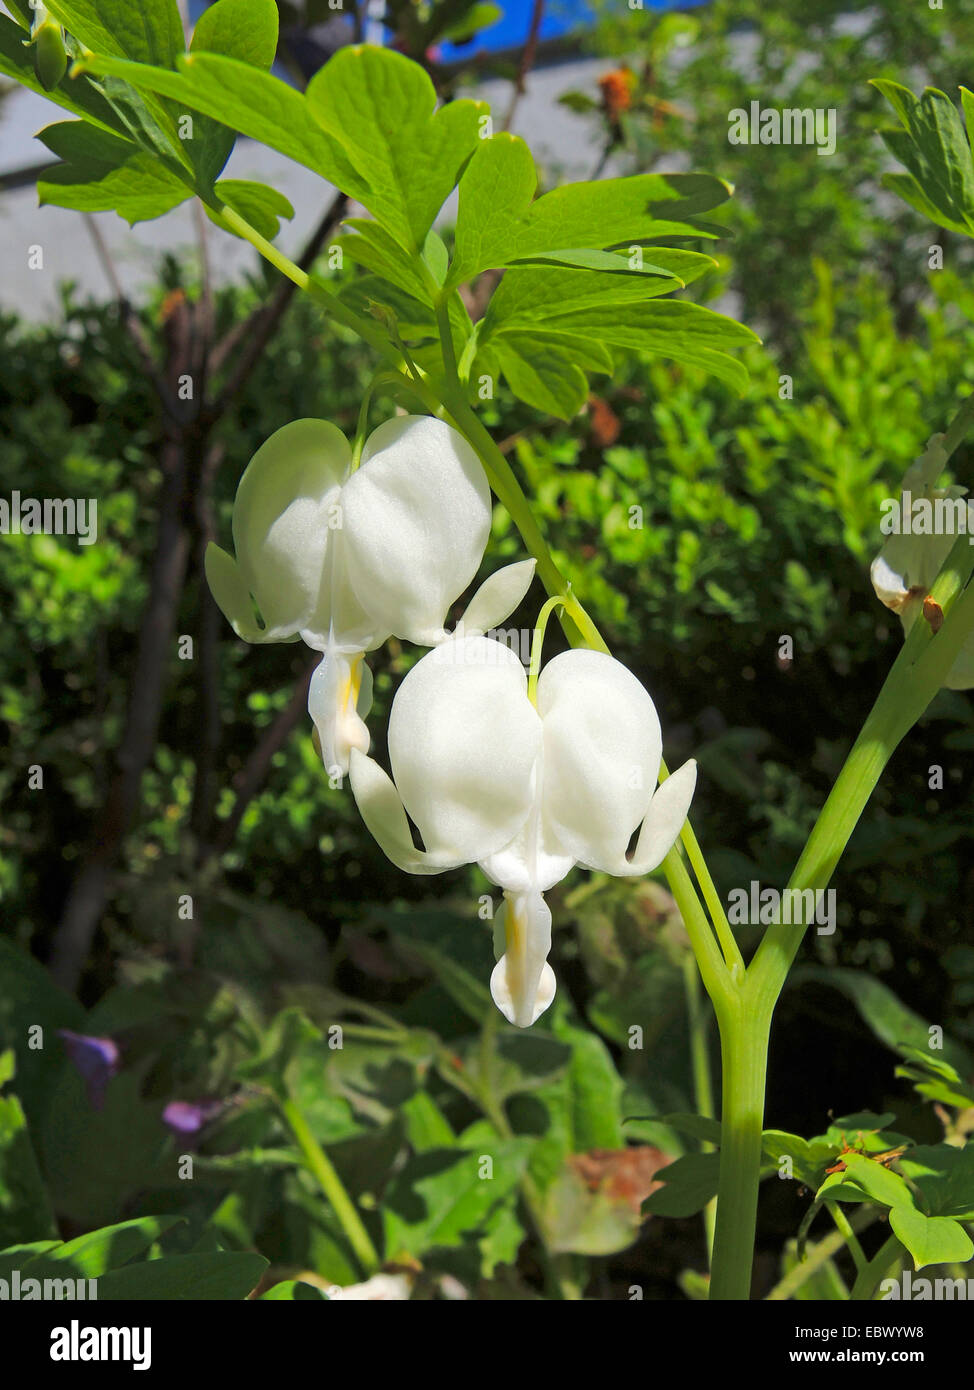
[59,1029,120,1110]
[162,1099,223,1136]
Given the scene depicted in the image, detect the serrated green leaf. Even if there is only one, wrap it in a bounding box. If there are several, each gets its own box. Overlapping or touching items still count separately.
[306,44,486,250]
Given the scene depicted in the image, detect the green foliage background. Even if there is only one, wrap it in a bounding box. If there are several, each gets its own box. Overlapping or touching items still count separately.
[1,0,974,1299]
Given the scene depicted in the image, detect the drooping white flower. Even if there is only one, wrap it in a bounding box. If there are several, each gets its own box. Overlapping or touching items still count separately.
[350,635,696,1027]
[870,433,974,689]
[206,415,535,772]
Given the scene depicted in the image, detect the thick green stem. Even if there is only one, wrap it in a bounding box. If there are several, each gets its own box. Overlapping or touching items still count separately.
[280,1097,380,1277]
[709,996,771,1299]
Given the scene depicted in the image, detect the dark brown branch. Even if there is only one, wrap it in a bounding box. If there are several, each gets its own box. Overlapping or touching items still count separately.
[83,214,184,420]
[49,433,195,990]
[188,440,225,850]
[502,0,546,132]
[208,659,317,860]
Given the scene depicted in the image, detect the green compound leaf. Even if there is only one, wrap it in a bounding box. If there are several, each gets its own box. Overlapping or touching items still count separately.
[306,44,487,252]
[448,133,731,287]
[74,49,361,193]
[382,1132,531,1260]
[888,1207,974,1272]
[481,253,717,340]
[817,1150,914,1209]
[520,299,757,394]
[485,334,600,420]
[337,219,437,305]
[36,121,190,223]
[44,2,283,213]
[873,80,974,237]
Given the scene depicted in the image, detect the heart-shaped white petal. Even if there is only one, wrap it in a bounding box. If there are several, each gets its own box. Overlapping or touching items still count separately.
[232,418,351,644]
[536,648,663,871]
[342,416,492,646]
[388,635,542,863]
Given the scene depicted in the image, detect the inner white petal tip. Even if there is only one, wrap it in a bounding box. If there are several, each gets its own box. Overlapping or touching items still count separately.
[490,957,557,1028]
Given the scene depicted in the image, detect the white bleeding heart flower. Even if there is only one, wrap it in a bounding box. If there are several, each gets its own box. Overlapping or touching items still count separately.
[870,432,974,690]
[206,414,536,773]
[349,634,696,1028]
